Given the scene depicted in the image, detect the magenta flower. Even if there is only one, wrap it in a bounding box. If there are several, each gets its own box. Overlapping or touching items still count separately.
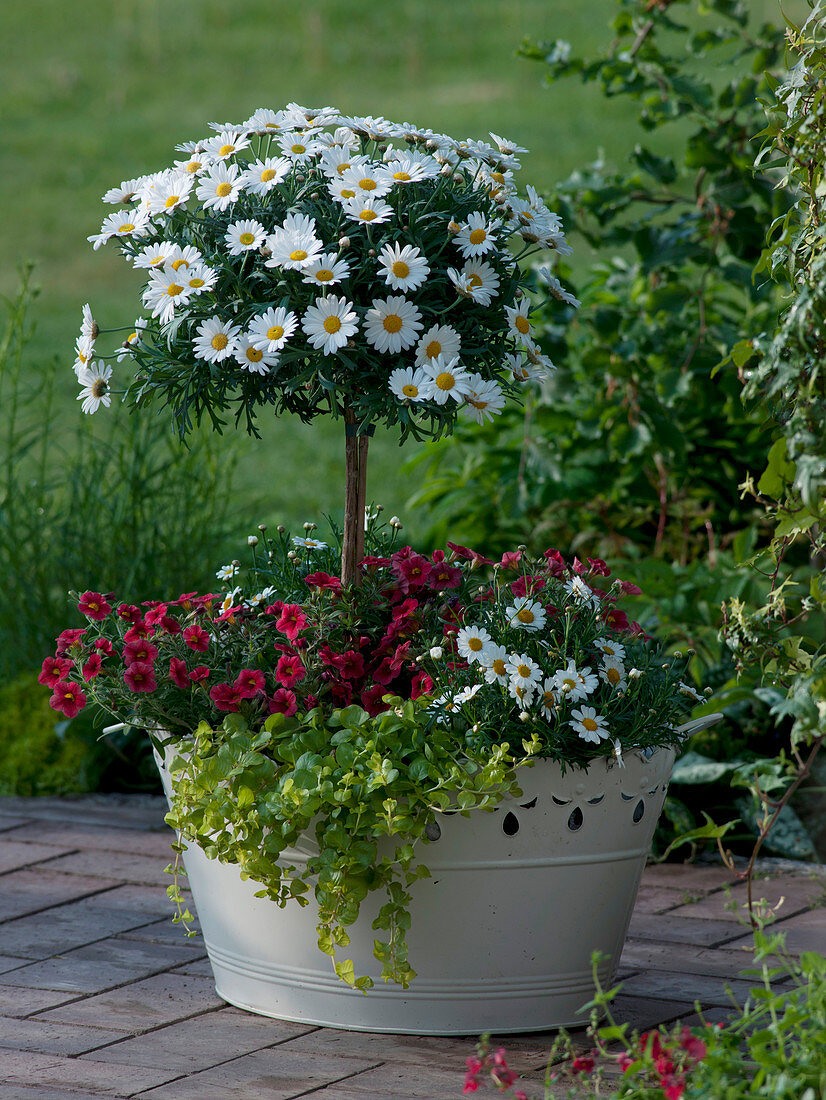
[268,688,298,716]
[82,653,102,681]
[38,656,72,687]
[77,591,112,620]
[276,654,306,688]
[169,658,190,689]
[123,638,159,666]
[234,669,265,698]
[183,624,210,652]
[49,681,86,718]
[123,661,157,693]
[210,682,241,712]
[276,603,308,641]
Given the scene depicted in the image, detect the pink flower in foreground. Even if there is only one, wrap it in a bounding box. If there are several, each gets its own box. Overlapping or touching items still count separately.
[77,591,112,620]
[210,682,241,712]
[276,604,308,641]
[82,653,102,681]
[123,662,157,693]
[304,571,342,591]
[183,624,210,652]
[169,658,190,689]
[680,1027,707,1062]
[56,628,86,655]
[234,669,265,698]
[498,550,522,570]
[276,654,306,688]
[123,638,159,666]
[268,688,297,716]
[49,681,86,718]
[189,665,210,681]
[38,656,72,687]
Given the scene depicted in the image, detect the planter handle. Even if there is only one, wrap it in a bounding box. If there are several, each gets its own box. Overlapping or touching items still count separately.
[675,712,725,739]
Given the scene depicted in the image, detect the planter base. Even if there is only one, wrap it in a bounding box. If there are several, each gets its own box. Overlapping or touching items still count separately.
[158,747,674,1034]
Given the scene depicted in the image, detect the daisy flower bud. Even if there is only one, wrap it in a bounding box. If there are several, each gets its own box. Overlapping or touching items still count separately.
[519,710,530,722]
[248,536,259,547]
[429,646,443,660]
[277,525,286,533]
[338,236,351,249]
[288,551,298,561]
[258,524,267,532]
[390,516,403,529]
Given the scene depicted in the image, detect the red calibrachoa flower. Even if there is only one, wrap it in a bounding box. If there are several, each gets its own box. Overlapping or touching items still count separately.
[123,622,151,642]
[276,653,306,688]
[570,1052,595,1075]
[77,591,112,620]
[123,639,159,666]
[268,688,297,716]
[189,665,210,682]
[169,658,190,689]
[82,653,102,681]
[679,1026,707,1062]
[123,661,157,693]
[331,649,365,680]
[143,603,169,626]
[56,628,86,655]
[38,656,72,687]
[49,681,86,717]
[304,571,342,591]
[183,624,210,652]
[276,603,308,641]
[393,552,431,593]
[428,550,462,590]
[116,603,142,623]
[210,683,241,712]
[499,550,522,570]
[234,669,266,698]
[94,638,113,655]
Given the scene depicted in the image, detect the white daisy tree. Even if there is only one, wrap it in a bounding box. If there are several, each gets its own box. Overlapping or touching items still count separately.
[76,105,573,584]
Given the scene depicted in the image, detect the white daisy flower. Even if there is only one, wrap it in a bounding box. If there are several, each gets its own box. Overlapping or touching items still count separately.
[536,267,581,309]
[249,307,298,353]
[225,219,267,256]
[570,707,610,744]
[133,242,180,270]
[234,336,278,375]
[462,375,506,425]
[145,172,193,216]
[319,148,366,178]
[327,178,358,203]
[343,196,394,225]
[195,161,243,211]
[383,154,440,184]
[505,301,534,343]
[538,678,558,720]
[388,366,429,403]
[292,535,328,549]
[489,132,529,157]
[553,660,598,703]
[377,243,430,292]
[594,637,626,661]
[277,130,323,162]
[506,653,542,692]
[525,343,557,377]
[179,263,218,296]
[453,683,483,706]
[415,324,461,367]
[509,679,536,708]
[87,208,149,250]
[244,106,289,132]
[239,156,291,194]
[505,598,546,633]
[101,178,143,204]
[563,575,601,609]
[364,296,423,354]
[446,259,500,306]
[216,563,240,581]
[506,352,540,383]
[116,319,146,361]
[167,245,204,273]
[455,211,500,258]
[600,658,628,693]
[202,130,251,160]
[481,645,509,685]
[220,586,243,614]
[141,269,194,324]
[173,153,212,176]
[265,213,324,270]
[421,355,472,405]
[73,334,95,377]
[456,625,493,664]
[76,361,113,415]
[193,316,242,363]
[301,252,351,287]
[80,304,98,342]
[302,295,358,355]
[340,164,392,199]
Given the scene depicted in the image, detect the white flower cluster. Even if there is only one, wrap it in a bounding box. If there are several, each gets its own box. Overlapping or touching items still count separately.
[74,103,574,429]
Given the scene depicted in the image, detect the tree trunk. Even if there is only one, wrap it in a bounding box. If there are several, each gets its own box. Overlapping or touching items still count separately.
[341,407,369,587]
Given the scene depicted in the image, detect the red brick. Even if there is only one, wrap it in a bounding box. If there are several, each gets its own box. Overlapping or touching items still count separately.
[10,823,175,859]
[0,1047,176,1094]
[38,850,171,887]
[0,869,120,922]
[0,840,76,874]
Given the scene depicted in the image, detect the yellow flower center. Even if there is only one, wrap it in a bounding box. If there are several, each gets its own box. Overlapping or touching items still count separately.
[186,161,201,173]
[468,637,483,651]
[492,659,506,676]
[219,143,235,156]
[393,170,412,181]
[491,171,505,184]
[336,162,351,175]
[515,315,530,334]
[402,383,418,398]
[211,333,229,350]
[170,258,189,270]
[467,273,483,289]
[341,188,356,198]
[542,691,554,706]
[239,232,256,245]
[383,314,403,333]
[149,256,165,266]
[315,269,335,282]
[289,249,308,262]
[603,645,616,656]
[516,608,535,624]
[260,168,277,182]
[392,260,410,279]
[267,325,285,341]
[291,143,306,154]
[359,209,377,221]
[469,228,487,244]
[425,340,442,358]
[583,718,598,732]
[189,277,205,288]
[246,347,263,362]
[606,667,621,685]
[358,178,377,191]
[216,182,232,197]
[517,664,531,678]
[435,372,455,391]
[166,283,184,297]
[324,316,342,334]
[164,195,180,209]
[562,677,576,690]
[118,223,135,233]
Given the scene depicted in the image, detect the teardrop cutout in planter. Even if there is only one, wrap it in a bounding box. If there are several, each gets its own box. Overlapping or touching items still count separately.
[520,797,538,809]
[632,800,645,823]
[425,821,441,842]
[567,807,584,831]
[587,794,604,805]
[502,811,520,836]
[552,795,571,806]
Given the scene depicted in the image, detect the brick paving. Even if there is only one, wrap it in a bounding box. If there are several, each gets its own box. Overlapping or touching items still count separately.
[0,796,823,1099]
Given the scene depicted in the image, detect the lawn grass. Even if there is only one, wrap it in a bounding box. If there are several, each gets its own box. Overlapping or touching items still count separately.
[3,0,792,543]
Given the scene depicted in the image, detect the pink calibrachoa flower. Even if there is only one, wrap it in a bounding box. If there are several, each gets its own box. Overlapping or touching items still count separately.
[276,653,306,688]
[361,684,388,715]
[570,1053,595,1075]
[329,680,353,707]
[49,681,86,717]
[56,628,86,655]
[428,550,462,590]
[543,548,566,576]
[143,603,169,626]
[447,541,494,567]
[234,669,266,698]
[38,656,72,687]
[331,649,365,680]
[123,661,157,693]
[189,665,210,682]
[304,571,342,591]
[116,603,142,623]
[679,1027,707,1062]
[123,638,159,666]
[123,622,152,642]
[268,688,298,716]
[359,554,391,572]
[82,653,102,681]
[276,603,308,641]
[210,682,241,711]
[411,671,433,699]
[78,591,112,620]
[183,624,210,651]
[498,550,522,570]
[393,552,431,593]
[94,638,113,654]
[169,658,190,689]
